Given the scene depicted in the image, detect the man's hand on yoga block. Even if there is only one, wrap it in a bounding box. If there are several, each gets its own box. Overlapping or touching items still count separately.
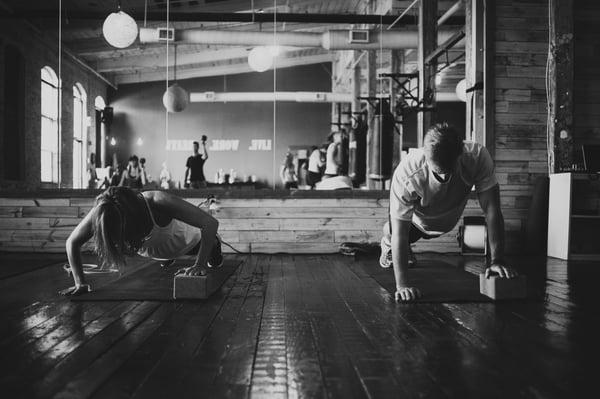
[485,263,518,279]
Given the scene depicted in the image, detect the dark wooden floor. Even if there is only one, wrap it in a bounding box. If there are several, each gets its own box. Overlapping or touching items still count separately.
[0,252,597,399]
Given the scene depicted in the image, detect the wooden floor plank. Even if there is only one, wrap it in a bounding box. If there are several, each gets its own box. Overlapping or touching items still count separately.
[123,255,254,399]
[176,255,265,397]
[249,255,288,399]
[0,302,119,374]
[52,303,172,399]
[29,301,160,398]
[326,256,447,399]
[282,255,327,399]
[0,253,597,398]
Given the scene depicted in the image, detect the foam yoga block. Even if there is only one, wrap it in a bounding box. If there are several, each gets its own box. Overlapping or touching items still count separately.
[479,274,527,300]
[173,274,211,299]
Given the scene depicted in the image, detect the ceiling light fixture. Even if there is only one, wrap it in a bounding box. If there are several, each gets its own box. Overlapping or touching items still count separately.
[455,78,467,102]
[248,46,273,72]
[102,1,138,49]
[163,44,189,112]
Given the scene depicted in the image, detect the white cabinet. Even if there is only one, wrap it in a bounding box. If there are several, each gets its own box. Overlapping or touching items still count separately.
[547,173,600,260]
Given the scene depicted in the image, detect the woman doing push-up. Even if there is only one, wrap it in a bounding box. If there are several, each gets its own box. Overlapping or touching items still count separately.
[60,186,222,296]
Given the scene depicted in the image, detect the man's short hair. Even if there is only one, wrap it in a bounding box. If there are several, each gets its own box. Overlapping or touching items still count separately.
[423,123,463,172]
[193,141,199,146]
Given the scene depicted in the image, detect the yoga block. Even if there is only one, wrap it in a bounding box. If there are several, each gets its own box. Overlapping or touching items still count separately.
[479,274,527,300]
[173,274,210,299]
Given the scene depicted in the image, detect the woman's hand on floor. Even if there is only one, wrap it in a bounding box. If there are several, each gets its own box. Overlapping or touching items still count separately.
[175,265,207,277]
[58,284,91,296]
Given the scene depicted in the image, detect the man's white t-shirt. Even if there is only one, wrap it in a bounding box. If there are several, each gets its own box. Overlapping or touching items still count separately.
[389,141,498,235]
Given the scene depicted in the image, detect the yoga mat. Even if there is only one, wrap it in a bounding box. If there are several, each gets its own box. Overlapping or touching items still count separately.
[357,259,493,303]
[71,259,241,301]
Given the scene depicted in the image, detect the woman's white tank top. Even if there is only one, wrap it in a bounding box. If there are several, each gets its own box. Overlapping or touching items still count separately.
[137,197,202,260]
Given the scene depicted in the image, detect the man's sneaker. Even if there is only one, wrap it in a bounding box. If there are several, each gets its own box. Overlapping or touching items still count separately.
[207,234,224,268]
[379,237,393,268]
[379,237,417,268]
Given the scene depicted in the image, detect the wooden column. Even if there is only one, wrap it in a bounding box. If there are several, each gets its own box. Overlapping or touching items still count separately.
[483,0,495,153]
[548,0,574,173]
[465,0,472,141]
[366,49,377,189]
[391,49,403,171]
[417,0,437,146]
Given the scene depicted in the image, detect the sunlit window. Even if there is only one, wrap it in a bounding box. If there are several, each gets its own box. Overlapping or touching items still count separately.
[73,83,87,188]
[40,66,59,183]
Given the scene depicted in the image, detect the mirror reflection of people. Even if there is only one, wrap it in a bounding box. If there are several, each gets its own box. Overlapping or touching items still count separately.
[119,155,146,189]
[380,123,518,302]
[280,150,298,190]
[86,152,98,189]
[185,137,208,189]
[307,146,323,189]
[324,131,342,178]
[60,187,223,296]
[159,162,172,190]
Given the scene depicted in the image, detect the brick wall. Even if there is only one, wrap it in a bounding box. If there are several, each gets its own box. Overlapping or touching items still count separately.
[0,19,109,190]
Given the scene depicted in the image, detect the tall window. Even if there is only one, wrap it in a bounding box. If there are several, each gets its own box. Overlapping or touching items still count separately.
[41,66,59,183]
[73,83,87,188]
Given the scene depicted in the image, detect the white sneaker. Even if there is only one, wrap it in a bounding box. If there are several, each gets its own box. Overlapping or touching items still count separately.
[379,237,392,268]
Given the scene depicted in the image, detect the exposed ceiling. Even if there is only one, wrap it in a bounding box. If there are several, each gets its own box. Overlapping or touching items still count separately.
[0,0,465,89]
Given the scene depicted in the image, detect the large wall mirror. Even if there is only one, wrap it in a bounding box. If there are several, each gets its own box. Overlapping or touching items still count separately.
[1,0,487,192]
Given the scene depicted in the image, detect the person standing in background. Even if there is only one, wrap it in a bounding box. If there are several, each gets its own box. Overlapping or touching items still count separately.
[119,155,145,189]
[185,136,209,189]
[307,146,323,189]
[324,131,342,178]
[159,162,172,189]
[86,153,98,189]
[280,150,298,190]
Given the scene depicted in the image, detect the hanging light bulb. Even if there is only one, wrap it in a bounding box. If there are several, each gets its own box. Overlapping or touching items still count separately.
[136,137,144,146]
[110,137,117,146]
[163,83,189,113]
[456,79,467,102]
[102,1,138,49]
[162,44,189,112]
[435,74,442,86]
[248,46,273,72]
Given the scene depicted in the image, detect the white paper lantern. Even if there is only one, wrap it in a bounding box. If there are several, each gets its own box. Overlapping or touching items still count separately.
[163,83,189,113]
[102,11,138,49]
[455,79,467,102]
[248,47,273,72]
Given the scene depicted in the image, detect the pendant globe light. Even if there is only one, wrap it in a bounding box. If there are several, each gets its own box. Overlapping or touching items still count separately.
[455,79,467,102]
[248,46,273,72]
[163,45,189,113]
[102,1,138,49]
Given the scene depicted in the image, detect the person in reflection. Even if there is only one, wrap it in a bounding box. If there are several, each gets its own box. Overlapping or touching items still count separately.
[59,186,223,296]
[280,150,298,189]
[86,153,98,189]
[307,146,324,189]
[185,137,209,189]
[323,131,342,178]
[119,155,146,189]
[380,123,518,302]
[159,162,172,189]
